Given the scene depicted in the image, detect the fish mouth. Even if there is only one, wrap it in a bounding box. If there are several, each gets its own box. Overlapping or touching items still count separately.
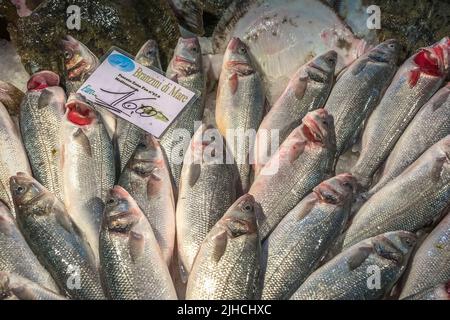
[314,173,356,204]
[374,232,417,263]
[302,113,325,144]
[65,99,96,126]
[225,60,254,76]
[27,71,60,91]
[175,55,195,66]
[67,58,88,80]
[173,55,200,76]
[413,38,450,77]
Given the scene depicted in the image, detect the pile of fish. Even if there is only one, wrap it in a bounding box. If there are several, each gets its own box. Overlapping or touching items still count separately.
[1,23,450,300]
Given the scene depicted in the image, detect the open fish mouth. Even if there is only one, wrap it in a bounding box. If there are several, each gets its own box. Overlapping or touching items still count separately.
[67,59,89,80]
[65,99,96,126]
[302,112,327,144]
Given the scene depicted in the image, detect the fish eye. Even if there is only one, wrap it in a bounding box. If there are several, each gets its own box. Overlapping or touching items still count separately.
[191,46,198,53]
[15,185,25,194]
[342,182,353,190]
[238,46,247,55]
[64,51,72,60]
[242,203,253,212]
[106,197,117,205]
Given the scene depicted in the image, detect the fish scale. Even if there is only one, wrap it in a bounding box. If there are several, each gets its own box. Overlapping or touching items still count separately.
[344,136,450,249]
[400,212,450,299]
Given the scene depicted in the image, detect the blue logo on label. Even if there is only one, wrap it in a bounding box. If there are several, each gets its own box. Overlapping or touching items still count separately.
[108,53,135,72]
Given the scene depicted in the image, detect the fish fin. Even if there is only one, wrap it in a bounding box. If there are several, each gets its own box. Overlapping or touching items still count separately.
[229,73,238,94]
[73,128,92,157]
[146,171,163,197]
[129,231,145,263]
[335,65,349,82]
[347,246,373,270]
[288,141,306,163]
[431,155,447,181]
[351,59,368,76]
[294,75,308,100]
[210,228,228,263]
[0,214,13,235]
[187,163,201,187]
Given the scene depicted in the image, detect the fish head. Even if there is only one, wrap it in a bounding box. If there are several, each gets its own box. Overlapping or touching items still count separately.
[26,71,60,91]
[0,271,11,298]
[367,39,401,65]
[301,108,336,150]
[133,134,161,162]
[172,37,202,76]
[313,173,356,205]
[223,37,255,76]
[64,94,97,127]
[305,50,338,82]
[9,173,46,208]
[61,35,99,81]
[373,231,417,266]
[104,186,142,234]
[136,40,161,67]
[411,37,450,79]
[221,194,259,238]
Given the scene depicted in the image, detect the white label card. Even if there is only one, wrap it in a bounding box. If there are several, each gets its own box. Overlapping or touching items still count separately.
[76,49,197,138]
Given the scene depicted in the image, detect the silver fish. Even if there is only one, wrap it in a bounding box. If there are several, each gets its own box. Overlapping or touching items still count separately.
[402,281,450,300]
[186,194,261,300]
[20,71,66,201]
[325,39,400,156]
[135,40,162,70]
[99,186,177,300]
[118,134,176,266]
[399,212,450,299]
[161,37,206,188]
[368,83,450,196]
[62,94,116,263]
[290,231,417,300]
[10,173,105,300]
[215,37,265,193]
[261,173,355,300]
[176,125,238,276]
[0,272,67,300]
[0,99,31,217]
[254,50,337,175]
[0,202,58,292]
[343,136,450,249]
[249,108,336,240]
[351,37,450,188]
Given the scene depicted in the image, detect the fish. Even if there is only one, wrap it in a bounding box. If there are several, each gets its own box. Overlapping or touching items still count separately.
[19,71,66,201]
[62,35,116,139]
[212,0,368,104]
[0,100,32,218]
[351,37,450,188]
[176,125,238,276]
[402,281,450,300]
[61,94,116,263]
[399,212,450,299]
[118,134,176,266]
[61,35,99,94]
[0,272,67,300]
[0,201,59,292]
[254,50,337,175]
[290,231,417,300]
[325,39,401,156]
[186,194,261,299]
[161,37,206,188]
[10,173,105,300]
[135,40,162,70]
[99,186,177,300]
[260,173,355,300]
[168,0,204,35]
[368,83,450,196]
[343,136,450,249]
[249,108,336,240]
[215,37,265,192]
[0,80,24,118]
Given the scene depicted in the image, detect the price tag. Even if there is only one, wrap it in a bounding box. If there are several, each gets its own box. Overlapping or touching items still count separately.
[76,49,198,138]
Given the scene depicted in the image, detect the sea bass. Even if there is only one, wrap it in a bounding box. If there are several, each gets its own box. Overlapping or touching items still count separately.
[161,37,206,188]
[10,173,105,300]
[399,212,450,299]
[118,134,176,266]
[290,231,416,300]
[261,173,355,300]
[249,109,336,240]
[402,281,450,300]
[216,37,265,192]
[135,40,162,70]
[0,99,31,217]
[351,37,450,188]
[343,136,450,249]
[0,202,58,293]
[61,94,116,263]
[176,125,238,276]
[99,186,177,300]
[325,39,400,156]
[368,83,450,196]
[186,194,261,299]
[0,272,67,300]
[254,50,337,175]
[20,71,66,201]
